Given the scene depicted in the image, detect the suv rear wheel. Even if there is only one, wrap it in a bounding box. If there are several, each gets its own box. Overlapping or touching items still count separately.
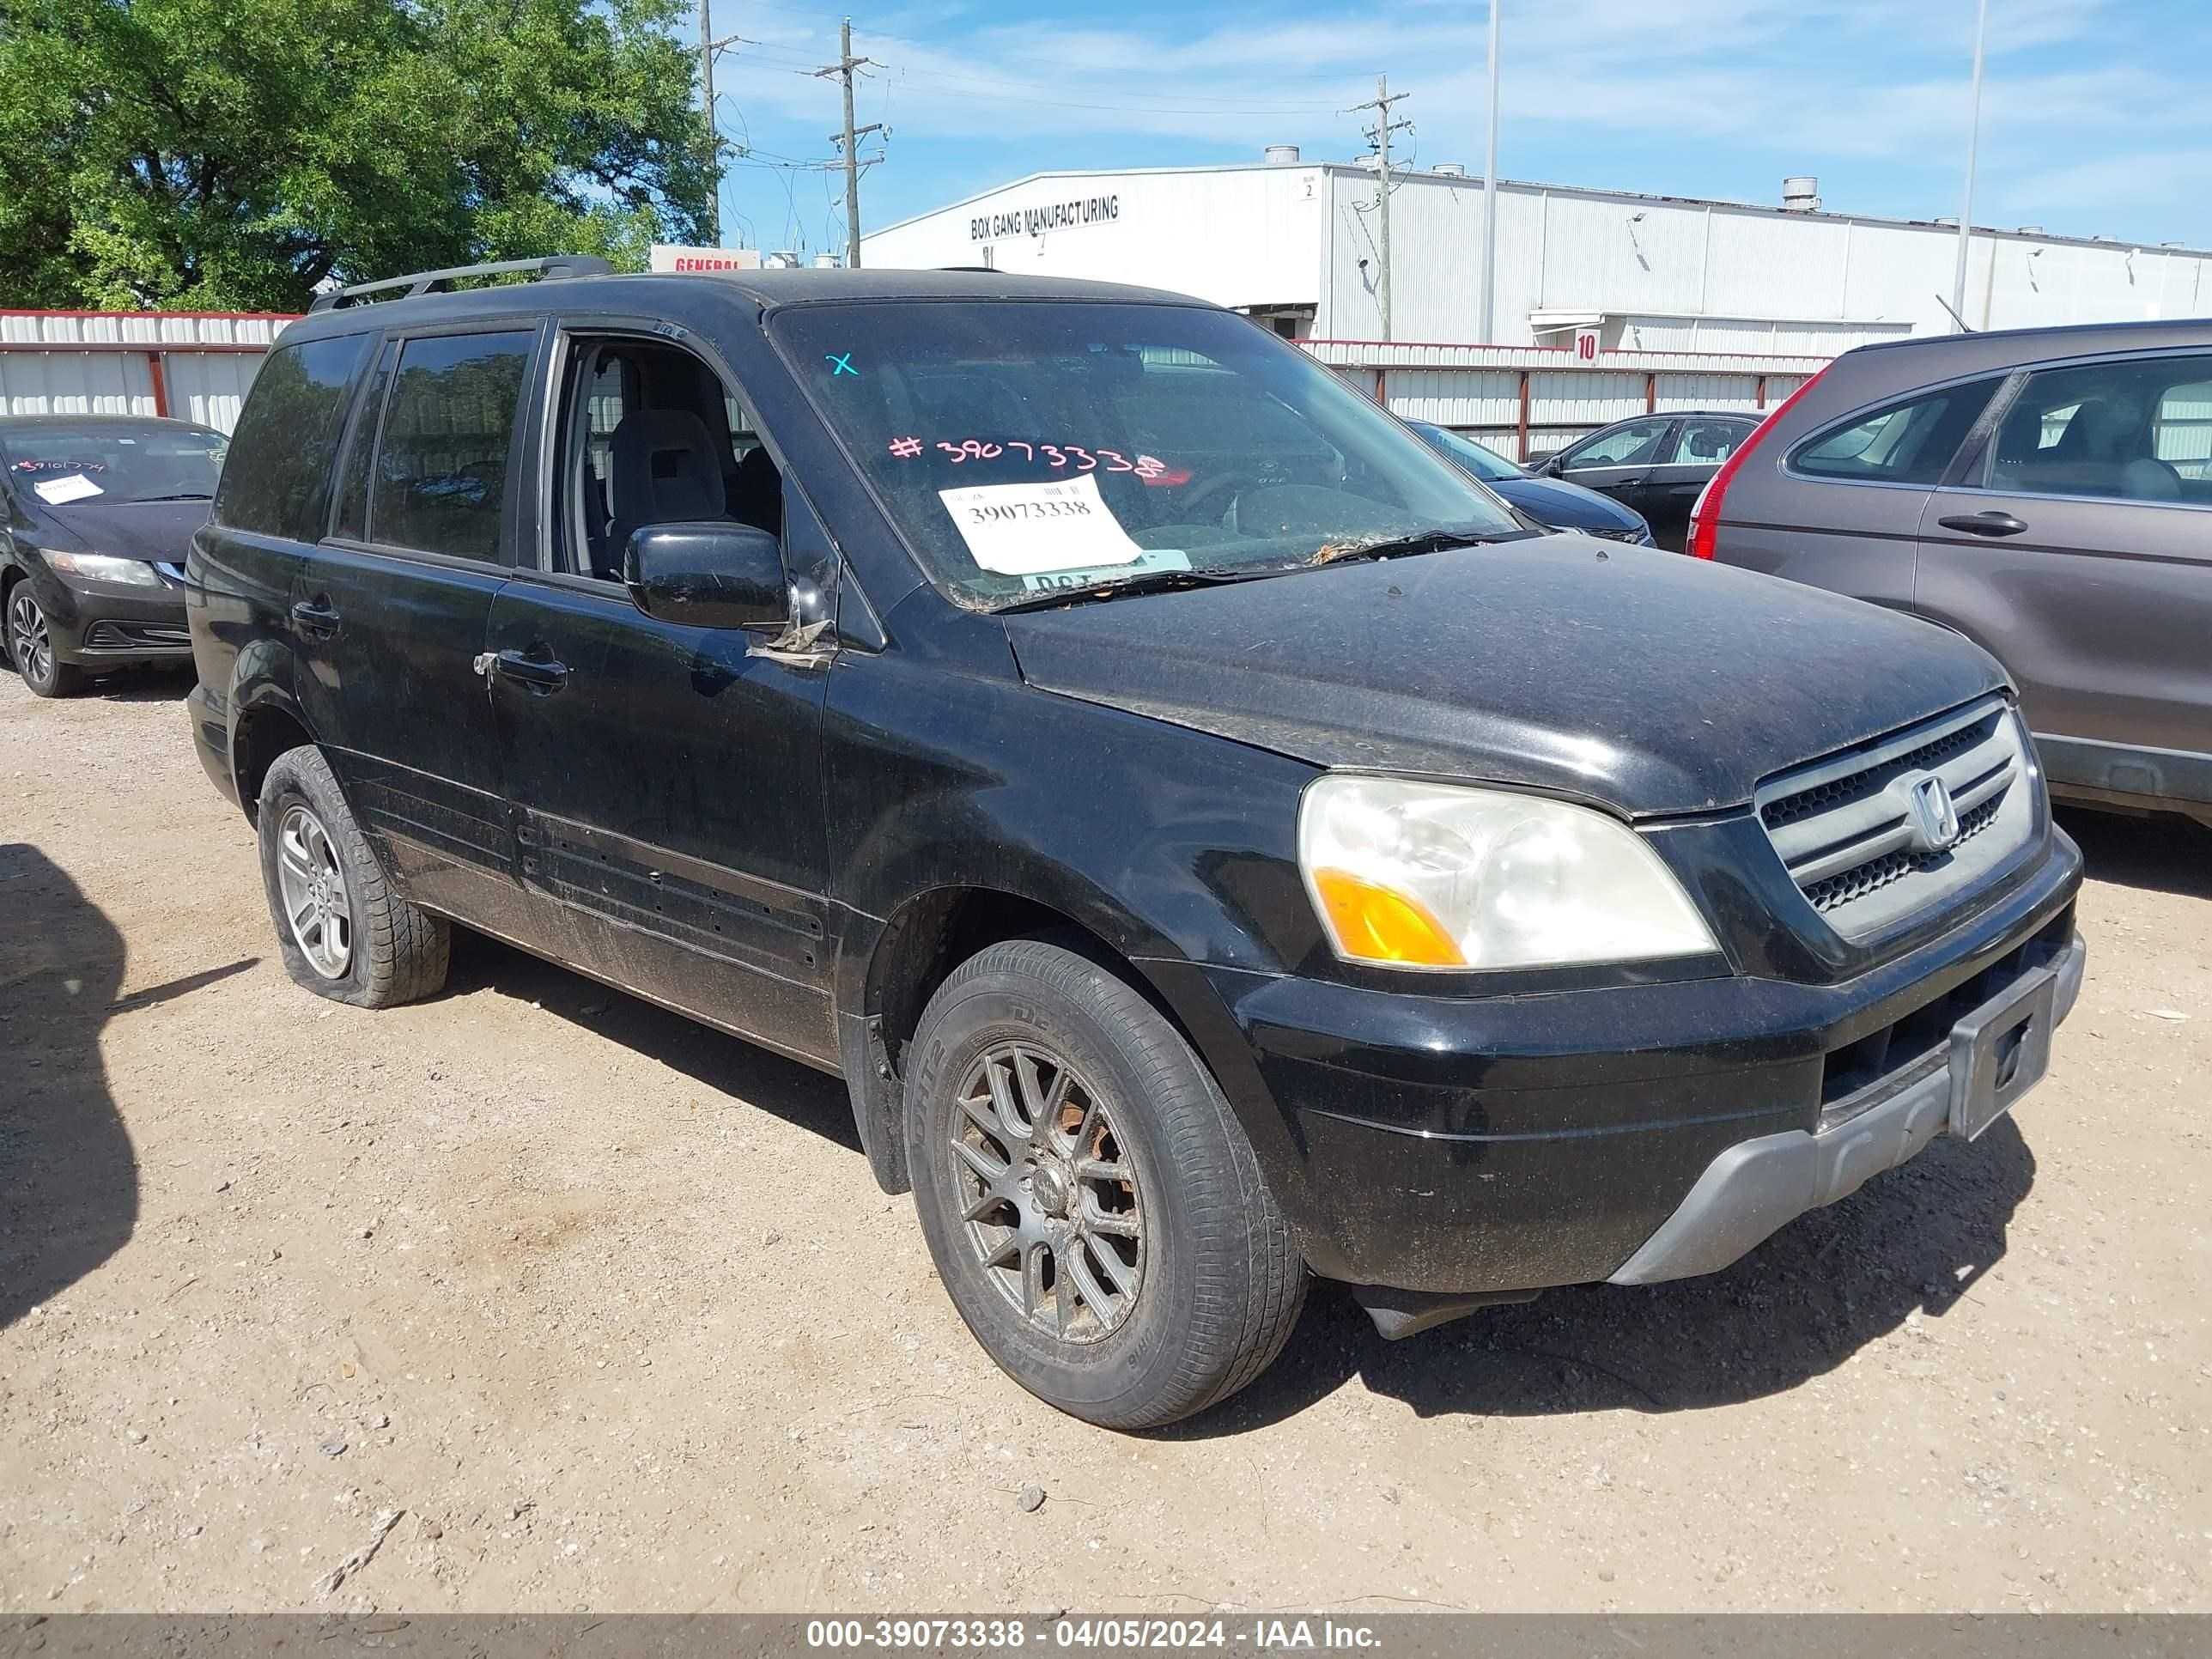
[905,938,1306,1429]
[256,745,449,1007]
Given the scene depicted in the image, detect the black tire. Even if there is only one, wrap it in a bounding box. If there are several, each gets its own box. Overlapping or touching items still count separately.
[905,938,1306,1430]
[256,744,449,1008]
[5,583,85,697]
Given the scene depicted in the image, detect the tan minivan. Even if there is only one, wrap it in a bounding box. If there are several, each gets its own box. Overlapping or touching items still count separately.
[1692,319,2212,826]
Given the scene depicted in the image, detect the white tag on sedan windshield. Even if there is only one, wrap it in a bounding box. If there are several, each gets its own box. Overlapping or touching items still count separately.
[33,474,103,504]
[938,474,1144,575]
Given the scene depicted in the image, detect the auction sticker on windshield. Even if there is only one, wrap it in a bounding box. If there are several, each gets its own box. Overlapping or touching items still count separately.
[939,474,1144,575]
[32,474,103,505]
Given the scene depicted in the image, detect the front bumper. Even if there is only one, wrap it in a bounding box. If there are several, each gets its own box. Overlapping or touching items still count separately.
[44,572,191,667]
[1151,825,2083,1302]
[1608,930,2081,1285]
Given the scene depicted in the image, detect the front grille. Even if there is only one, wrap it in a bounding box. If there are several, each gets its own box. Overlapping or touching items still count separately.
[1757,696,2036,940]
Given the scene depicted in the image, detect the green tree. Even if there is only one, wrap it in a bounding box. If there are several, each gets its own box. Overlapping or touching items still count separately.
[0,0,714,309]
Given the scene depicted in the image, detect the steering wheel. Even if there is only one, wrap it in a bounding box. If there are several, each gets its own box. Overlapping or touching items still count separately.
[1176,470,1261,528]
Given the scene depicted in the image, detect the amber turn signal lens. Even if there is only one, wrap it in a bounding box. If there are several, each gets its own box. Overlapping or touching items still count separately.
[1310,868,1468,968]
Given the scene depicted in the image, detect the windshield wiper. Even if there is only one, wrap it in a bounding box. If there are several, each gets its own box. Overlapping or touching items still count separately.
[992,565,1272,614]
[130,492,215,501]
[1307,526,1517,566]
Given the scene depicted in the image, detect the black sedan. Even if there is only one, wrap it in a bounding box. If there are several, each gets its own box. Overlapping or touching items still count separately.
[1,416,225,696]
[1405,421,1652,544]
[1526,410,1762,550]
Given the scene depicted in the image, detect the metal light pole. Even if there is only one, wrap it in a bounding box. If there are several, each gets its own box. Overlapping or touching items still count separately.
[1479,0,1501,343]
[1950,0,1989,331]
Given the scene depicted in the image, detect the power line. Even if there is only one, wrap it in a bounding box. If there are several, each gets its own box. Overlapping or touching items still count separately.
[728,28,1348,114]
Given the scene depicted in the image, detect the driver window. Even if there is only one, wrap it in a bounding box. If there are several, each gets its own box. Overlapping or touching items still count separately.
[1568,419,1668,468]
[1663,418,1747,466]
[551,336,782,580]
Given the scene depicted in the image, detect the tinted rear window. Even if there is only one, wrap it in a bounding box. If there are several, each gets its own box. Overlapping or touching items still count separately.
[368,331,535,562]
[213,335,371,540]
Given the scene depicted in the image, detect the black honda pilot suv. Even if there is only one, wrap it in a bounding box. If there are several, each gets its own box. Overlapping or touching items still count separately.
[185,258,2085,1429]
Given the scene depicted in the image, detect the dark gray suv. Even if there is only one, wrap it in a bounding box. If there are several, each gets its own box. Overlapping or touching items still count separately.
[1691,319,2212,827]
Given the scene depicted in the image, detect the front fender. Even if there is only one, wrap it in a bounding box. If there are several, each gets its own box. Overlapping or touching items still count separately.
[824,648,1322,1196]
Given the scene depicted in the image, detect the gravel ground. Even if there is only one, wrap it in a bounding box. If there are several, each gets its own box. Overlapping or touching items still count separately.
[2,665,2207,1615]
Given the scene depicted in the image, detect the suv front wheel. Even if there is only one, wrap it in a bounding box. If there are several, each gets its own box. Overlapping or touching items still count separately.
[906,938,1307,1430]
[255,745,450,1008]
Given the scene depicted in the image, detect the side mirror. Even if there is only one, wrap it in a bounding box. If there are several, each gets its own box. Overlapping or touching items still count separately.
[1528,451,1560,475]
[623,522,788,630]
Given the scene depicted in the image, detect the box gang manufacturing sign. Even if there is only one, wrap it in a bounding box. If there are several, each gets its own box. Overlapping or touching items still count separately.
[969,193,1121,242]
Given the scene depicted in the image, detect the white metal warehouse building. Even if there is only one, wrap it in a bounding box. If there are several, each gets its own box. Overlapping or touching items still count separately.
[862,156,2212,355]
[0,310,291,431]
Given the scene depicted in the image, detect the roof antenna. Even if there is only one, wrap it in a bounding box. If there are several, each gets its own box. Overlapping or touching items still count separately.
[1933,291,1976,332]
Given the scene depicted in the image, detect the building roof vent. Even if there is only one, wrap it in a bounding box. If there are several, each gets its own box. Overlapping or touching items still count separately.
[2017,225,2046,235]
[1263,143,1301,165]
[1432,162,1467,177]
[1782,175,1820,212]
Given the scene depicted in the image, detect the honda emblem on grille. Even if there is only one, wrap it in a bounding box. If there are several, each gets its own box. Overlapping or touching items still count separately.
[1905,773,1961,854]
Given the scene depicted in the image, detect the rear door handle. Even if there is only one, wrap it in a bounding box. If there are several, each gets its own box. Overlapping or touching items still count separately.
[290,598,341,637]
[489,647,569,693]
[1937,511,2028,538]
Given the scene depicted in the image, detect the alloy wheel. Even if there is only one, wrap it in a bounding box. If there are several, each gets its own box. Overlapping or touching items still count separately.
[9,590,53,688]
[275,805,354,979]
[949,1041,1146,1344]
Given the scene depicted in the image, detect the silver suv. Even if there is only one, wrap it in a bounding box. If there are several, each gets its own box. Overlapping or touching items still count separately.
[1690,319,2212,827]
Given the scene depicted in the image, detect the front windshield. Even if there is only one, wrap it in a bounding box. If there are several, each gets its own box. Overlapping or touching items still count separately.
[3,424,228,505]
[1411,422,1523,483]
[772,301,1525,609]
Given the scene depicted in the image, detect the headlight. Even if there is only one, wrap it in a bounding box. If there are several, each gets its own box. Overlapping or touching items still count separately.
[49,551,161,586]
[1297,775,1717,971]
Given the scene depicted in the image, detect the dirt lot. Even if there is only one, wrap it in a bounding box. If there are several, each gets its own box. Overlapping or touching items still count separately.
[2,665,2208,1616]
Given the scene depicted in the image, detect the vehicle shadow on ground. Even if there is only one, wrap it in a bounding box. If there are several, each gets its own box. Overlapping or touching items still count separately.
[1172,1121,2037,1437]
[441,928,862,1154]
[2057,806,2211,901]
[0,844,138,1328]
[82,665,198,703]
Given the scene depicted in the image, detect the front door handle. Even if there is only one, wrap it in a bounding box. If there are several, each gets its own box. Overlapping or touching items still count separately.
[1937,511,2029,538]
[490,647,569,694]
[290,598,342,637]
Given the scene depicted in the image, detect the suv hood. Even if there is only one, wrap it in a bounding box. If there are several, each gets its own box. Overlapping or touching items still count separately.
[1001,537,2008,817]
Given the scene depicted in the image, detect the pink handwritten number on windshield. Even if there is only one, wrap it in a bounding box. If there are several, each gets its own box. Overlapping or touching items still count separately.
[886,440,1176,481]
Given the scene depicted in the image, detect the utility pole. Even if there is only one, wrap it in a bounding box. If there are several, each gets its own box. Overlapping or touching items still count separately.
[1349,75,1412,339]
[817,18,881,267]
[1950,0,1989,330]
[1480,1,1501,342]
[696,1,744,246]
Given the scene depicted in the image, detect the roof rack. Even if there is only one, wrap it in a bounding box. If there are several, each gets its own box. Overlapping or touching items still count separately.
[307,254,615,313]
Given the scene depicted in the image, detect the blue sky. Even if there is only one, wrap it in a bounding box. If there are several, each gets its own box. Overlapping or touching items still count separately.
[699,0,2210,258]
